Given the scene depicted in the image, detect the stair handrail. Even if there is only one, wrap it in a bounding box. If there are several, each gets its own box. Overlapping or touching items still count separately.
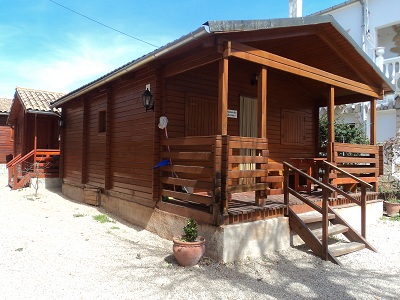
[283,161,335,261]
[6,153,22,168]
[8,150,35,168]
[323,161,371,238]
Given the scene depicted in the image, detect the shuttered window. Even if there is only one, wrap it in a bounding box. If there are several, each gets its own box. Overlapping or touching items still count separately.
[281,109,305,145]
[185,96,217,136]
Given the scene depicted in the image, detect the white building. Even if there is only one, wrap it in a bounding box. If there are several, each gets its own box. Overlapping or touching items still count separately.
[310,0,400,143]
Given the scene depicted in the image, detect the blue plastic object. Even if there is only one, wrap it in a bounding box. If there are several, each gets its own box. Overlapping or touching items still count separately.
[153,159,170,169]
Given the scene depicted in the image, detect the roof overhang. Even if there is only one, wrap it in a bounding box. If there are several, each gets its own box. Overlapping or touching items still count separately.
[51,15,394,108]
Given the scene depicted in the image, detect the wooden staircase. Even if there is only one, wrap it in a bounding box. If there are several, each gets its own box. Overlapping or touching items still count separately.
[289,208,376,265]
[283,161,377,266]
[7,149,60,190]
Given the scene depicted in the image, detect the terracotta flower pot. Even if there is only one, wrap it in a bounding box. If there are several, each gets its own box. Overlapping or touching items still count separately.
[172,236,205,267]
[385,201,400,217]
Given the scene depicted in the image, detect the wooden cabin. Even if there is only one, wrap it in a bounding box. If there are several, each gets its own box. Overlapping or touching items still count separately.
[7,87,64,189]
[0,98,13,173]
[51,16,394,264]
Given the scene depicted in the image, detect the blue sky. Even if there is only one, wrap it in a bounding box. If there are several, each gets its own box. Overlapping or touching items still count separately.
[0,0,344,98]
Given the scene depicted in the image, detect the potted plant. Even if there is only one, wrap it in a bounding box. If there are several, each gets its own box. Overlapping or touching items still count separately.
[173,218,205,267]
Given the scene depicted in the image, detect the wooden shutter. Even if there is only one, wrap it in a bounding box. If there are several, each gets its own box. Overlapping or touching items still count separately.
[185,96,217,136]
[281,109,306,145]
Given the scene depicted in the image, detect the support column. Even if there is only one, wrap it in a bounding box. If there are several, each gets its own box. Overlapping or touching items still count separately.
[218,55,229,135]
[81,99,88,185]
[327,85,335,162]
[370,98,377,145]
[256,66,268,206]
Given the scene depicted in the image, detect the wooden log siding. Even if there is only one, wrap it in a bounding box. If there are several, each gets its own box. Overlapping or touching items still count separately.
[63,101,84,184]
[0,115,13,164]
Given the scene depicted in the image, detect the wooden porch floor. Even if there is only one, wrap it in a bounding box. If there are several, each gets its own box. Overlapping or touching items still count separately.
[226,190,380,225]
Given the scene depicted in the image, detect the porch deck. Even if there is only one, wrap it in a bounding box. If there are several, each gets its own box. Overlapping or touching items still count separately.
[226,190,380,225]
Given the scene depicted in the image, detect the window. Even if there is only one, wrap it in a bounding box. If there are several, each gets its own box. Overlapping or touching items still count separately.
[281,109,306,145]
[98,110,106,133]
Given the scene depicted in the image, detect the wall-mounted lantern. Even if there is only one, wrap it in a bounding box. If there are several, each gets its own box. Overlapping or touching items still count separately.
[142,88,154,112]
[251,73,258,86]
[58,118,66,128]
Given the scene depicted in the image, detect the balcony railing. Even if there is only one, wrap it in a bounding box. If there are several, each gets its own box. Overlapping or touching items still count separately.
[382,56,400,92]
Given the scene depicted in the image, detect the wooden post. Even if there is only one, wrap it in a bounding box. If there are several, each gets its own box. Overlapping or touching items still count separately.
[256,66,268,206]
[218,54,229,135]
[327,85,335,161]
[221,135,230,217]
[283,163,289,216]
[212,135,222,225]
[322,188,329,261]
[33,114,37,173]
[370,98,377,145]
[361,185,367,238]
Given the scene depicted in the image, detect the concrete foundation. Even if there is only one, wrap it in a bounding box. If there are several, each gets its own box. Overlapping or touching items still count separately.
[60,182,382,263]
[30,177,62,189]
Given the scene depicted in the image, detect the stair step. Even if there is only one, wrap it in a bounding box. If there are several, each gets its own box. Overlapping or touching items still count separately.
[329,242,365,257]
[312,224,349,239]
[299,212,335,224]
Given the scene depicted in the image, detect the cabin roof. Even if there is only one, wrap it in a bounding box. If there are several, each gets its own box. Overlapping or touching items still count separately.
[0,98,12,114]
[14,87,63,115]
[51,15,394,107]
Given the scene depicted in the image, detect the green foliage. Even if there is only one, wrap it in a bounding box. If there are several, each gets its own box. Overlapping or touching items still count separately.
[390,213,400,221]
[182,218,198,242]
[319,114,369,147]
[93,214,115,224]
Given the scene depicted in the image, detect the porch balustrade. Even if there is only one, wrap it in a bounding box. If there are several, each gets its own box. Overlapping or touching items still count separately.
[159,135,269,225]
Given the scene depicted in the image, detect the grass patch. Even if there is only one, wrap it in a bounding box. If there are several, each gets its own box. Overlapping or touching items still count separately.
[390,213,400,221]
[73,213,85,218]
[93,214,115,224]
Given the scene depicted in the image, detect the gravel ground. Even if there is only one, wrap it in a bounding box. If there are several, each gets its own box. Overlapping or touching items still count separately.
[0,174,399,300]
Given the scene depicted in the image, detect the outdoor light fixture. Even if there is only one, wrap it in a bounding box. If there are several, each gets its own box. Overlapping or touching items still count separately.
[142,88,154,112]
[58,118,66,128]
[251,73,258,86]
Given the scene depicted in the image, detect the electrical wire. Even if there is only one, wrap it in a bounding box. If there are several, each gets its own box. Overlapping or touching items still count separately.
[49,0,159,48]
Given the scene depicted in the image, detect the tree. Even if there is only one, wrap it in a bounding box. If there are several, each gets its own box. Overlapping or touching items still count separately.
[319,114,369,147]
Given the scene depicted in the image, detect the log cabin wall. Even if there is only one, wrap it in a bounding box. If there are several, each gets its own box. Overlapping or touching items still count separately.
[61,68,157,208]
[0,115,13,164]
[163,59,316,163]
[12,101,25,157]
[63,100,84,185]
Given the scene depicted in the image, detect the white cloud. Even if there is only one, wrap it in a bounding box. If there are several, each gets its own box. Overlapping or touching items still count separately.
[0,34,156,96]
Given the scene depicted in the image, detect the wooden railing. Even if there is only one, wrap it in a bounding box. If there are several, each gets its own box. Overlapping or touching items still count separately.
[283,162,336,262]
[158,135,270,224]
[7,149,60,189]
[323,161,372,238]
[224,136,269,206]
[327,142,380,192]
[159,135,222,224]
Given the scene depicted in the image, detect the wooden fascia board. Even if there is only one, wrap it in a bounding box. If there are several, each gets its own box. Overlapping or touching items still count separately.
[228,41,381,98]
[162,48,222,78]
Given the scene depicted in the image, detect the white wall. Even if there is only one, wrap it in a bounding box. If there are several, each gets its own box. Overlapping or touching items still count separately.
[319,0,400,60]
[376,109,396,142]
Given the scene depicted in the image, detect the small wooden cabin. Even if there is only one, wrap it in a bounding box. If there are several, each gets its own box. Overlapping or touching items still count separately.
[7,87,64,189]
[51,16,394,263]
[0,98,13,172]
